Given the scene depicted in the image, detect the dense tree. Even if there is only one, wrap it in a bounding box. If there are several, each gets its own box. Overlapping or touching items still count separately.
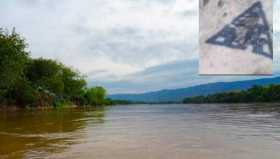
[24,58,89,107]
[0,28,29,103]
[0,27,112,108]
[25,58,64,95]
[183,84,280,104]
[61,66,86,101]
[84,87,107,106]
[6,80,37,107]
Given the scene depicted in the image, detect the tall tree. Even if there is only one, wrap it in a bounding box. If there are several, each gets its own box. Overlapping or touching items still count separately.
[25,58,64,96]
[62,66,86,100]
[0,28,29,103]
[84,87,106,106]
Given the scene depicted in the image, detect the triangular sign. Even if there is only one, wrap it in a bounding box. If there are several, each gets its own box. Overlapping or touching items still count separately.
[206,1,273,59]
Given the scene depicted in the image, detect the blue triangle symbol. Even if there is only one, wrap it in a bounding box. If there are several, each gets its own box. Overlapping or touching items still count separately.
[206,1,273,59]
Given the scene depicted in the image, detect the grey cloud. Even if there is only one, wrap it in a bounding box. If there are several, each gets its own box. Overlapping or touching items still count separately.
[88,59,266,94]
[127,0,175,6]
[77,26,197,66]
[180,10,197,17]
[1,0,278,94]
[16,0,60,9]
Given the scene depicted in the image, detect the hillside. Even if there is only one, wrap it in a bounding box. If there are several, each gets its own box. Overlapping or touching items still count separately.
[108,77,280,103]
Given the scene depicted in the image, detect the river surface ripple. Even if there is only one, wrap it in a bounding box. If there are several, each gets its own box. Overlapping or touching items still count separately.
[0,104,280,159]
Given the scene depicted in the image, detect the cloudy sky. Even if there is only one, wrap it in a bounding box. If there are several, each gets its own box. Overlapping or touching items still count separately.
[1,0,279,94]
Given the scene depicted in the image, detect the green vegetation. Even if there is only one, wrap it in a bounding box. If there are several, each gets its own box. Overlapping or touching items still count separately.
[0,28,112,108]
[183,85,280,104]
[83,87,106,106]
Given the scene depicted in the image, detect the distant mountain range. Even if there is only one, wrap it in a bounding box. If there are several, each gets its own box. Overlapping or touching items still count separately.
[108,77,280,103]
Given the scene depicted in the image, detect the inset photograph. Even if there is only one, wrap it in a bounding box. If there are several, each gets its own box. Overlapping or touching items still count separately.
[199,0,273,75]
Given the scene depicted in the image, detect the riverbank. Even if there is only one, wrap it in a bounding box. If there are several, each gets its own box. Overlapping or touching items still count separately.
[0,28,111,110]
[0,104,80,111]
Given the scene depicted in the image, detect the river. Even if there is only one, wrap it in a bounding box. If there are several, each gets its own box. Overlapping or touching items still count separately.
[0,104,280,159]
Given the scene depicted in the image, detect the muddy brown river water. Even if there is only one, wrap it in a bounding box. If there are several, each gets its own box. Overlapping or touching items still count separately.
[0,104,280,159]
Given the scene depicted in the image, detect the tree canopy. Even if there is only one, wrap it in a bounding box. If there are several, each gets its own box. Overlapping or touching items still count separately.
[84,87,107,106]
[0,27,111,108]
[0,28,29,103]
[183,85,280,104]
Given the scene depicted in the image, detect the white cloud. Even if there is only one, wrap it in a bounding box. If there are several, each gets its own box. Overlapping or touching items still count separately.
[0,0,278,93]
[0,0,198,78]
